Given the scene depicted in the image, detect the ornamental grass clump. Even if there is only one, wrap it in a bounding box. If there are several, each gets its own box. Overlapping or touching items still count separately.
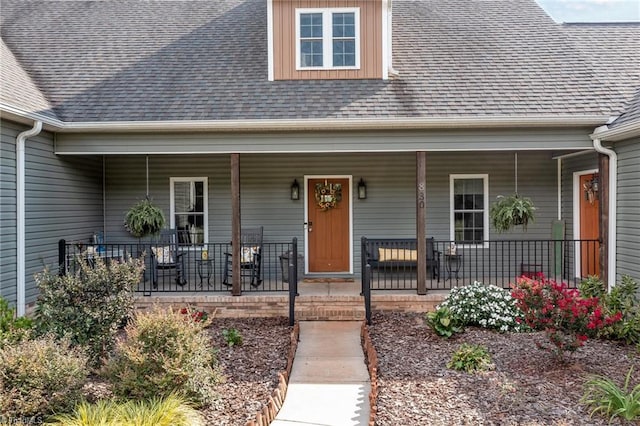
[49,393,204,426]
[581,367,640,423]
[103,307,220,406]
[438,281,527,332]
[511,275,622,361]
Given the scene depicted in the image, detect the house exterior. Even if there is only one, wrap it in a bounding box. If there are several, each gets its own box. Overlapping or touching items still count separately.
[1,0,639,316]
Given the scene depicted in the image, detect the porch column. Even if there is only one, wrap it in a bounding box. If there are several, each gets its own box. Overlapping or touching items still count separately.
[231,153,242,296]
[416,152,427,295]
[598,153,609,286]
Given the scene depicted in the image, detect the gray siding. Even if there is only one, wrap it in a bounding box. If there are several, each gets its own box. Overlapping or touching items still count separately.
[616,138,640,283]
[57,127,596,154]
[0,119,104,307]
[1,121,18,304]
[105,151,562,275]
[561,152,599,240]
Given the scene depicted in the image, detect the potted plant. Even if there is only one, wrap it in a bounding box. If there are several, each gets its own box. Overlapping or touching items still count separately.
[124,198,166,239]
[490,194,536,232]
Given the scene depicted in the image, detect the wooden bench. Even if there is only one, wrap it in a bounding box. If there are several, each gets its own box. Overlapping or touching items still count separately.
[363,237,440,282]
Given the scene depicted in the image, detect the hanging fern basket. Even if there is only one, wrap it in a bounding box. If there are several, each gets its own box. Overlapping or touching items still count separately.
[490,194,536,233]
[124,198,166,239]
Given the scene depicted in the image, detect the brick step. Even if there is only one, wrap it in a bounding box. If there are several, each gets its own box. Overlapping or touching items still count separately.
[295,299,365,321]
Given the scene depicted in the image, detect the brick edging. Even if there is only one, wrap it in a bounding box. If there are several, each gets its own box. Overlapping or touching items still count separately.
[245,322,300,426]
[361,322,379,426]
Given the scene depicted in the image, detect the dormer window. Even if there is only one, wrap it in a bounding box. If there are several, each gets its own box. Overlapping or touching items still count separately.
[295,8,360,70]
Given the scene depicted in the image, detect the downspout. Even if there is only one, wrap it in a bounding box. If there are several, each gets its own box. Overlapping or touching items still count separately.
[16,120,43,316]
[592,135,617,291]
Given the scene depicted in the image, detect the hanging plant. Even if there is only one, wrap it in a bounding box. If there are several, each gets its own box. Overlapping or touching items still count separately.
[124,198,166,239]
[490,194,536,233]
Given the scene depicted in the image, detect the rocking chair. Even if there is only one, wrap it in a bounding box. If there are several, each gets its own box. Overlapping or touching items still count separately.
[150,229,186,287]
[223,227,263,287]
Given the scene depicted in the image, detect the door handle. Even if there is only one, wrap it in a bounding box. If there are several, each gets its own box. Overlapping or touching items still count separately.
[305,221,313,232]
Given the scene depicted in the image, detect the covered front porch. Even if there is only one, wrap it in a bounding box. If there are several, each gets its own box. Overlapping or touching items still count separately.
[51,125,610,306]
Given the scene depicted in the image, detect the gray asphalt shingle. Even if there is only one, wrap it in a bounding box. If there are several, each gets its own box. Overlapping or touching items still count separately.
[1,0,638,123]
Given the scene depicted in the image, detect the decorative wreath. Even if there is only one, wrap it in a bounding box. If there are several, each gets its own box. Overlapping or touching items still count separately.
[315,181,342,211]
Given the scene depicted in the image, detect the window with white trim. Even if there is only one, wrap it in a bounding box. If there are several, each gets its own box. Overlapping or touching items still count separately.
[170,177,208,246]
[296,8,360,70]
[450,175,489,246]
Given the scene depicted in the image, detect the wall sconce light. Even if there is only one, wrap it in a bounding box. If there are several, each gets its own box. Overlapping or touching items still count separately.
[290,179,300,200]
[358,178,367,199]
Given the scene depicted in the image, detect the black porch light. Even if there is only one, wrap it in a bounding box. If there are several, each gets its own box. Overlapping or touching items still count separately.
[290,179,300,200]
[358,178,367,199]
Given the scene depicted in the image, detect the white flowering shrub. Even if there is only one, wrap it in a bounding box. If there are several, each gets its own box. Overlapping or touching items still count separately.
[439,281,527,332]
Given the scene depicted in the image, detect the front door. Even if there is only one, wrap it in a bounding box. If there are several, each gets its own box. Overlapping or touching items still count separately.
[579,173,600,277]
[307,178,350,273]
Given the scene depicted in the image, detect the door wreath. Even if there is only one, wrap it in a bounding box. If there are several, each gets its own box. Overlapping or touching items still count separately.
[315,180,342,211]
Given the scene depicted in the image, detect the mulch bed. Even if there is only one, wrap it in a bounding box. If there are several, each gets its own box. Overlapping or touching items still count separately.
[368,312,640,426]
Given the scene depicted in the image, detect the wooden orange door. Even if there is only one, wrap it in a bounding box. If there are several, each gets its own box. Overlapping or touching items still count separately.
[580,173,600,277]
[307,178,350,273]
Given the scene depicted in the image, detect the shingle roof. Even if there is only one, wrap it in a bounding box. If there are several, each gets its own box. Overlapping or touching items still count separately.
[562,23,640,129]
[0,0,638,123]
[0,38,56,119]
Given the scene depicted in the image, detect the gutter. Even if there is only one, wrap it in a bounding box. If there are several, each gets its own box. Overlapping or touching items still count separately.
[0,103,611,132]
[589,119,640,142]
[591,126,617,291]
[16,120,42,317]
[57,115,610,133]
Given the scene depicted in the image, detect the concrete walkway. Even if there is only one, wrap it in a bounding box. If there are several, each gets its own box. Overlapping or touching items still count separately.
[271,321,370,426]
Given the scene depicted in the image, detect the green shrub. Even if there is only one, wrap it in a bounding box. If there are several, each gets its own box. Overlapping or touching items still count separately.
[581,367,640,422]
[0,335,87,417]
[439,281,527,332]
[579,275,640,345]
[103,307,219,406]
[34,255,144,365]
[0,296,32,348]
[447,343,493,373]
[578,275,607,299]
[49,393,204,426]
[222,328,243,346]
[425,306,463,338]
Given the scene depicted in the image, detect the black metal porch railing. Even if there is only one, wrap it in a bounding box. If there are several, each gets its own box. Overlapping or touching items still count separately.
[361,237,600,292]
[59,239,300,295]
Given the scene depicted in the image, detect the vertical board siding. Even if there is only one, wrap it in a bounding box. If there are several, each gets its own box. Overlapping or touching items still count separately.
[1,121,18,304]
[0,119,104,306]
[273,0,382,80]
[561,152,598,240]
[616,138,640,282]
[104,151,562,277]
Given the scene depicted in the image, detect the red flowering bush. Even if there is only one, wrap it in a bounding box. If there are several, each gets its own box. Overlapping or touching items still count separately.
[179,307,209,323]
[511,276,622,361]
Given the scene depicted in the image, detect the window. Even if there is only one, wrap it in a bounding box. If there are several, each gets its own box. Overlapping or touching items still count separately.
[450,175,489,246]
[170,177,208,245]
[296,8,360,70]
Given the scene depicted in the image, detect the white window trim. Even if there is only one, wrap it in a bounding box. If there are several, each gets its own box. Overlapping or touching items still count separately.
[170,177,209,245]
[449,174,489,248]
[295,8,361,71]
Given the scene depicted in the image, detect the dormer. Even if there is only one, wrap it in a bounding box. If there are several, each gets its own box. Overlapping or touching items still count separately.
[267,0,392,80]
